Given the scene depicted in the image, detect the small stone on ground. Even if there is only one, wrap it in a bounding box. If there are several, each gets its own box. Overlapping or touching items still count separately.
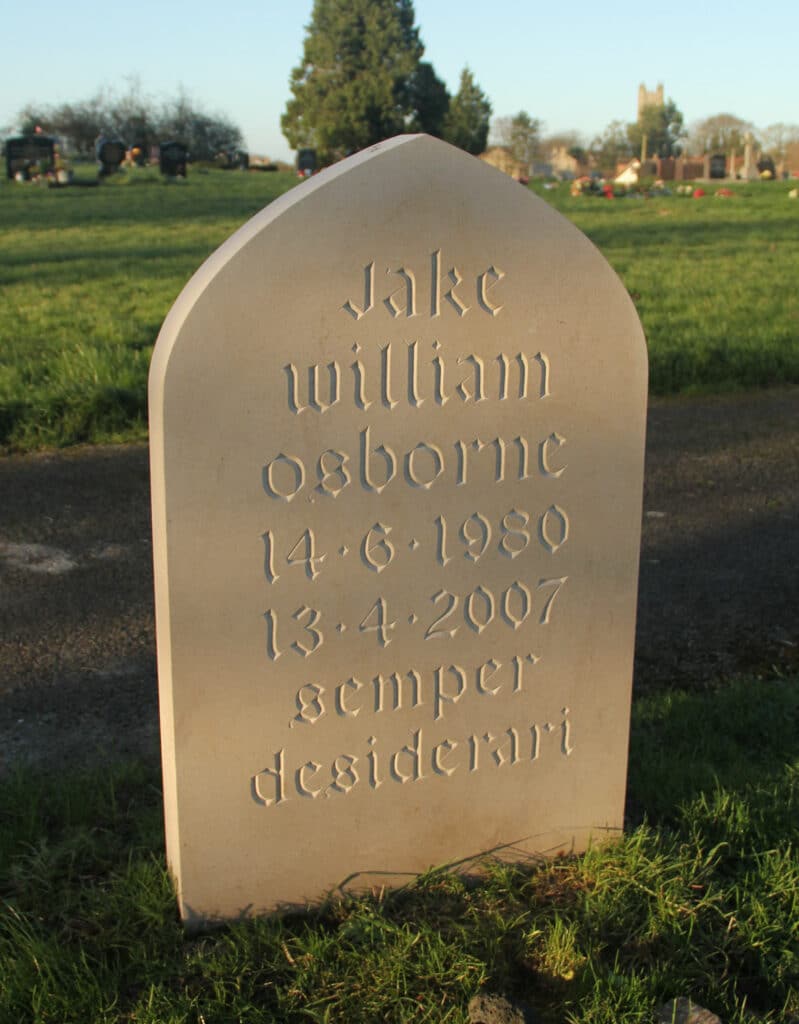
[656,997,723,1024]
[468,992,540,1024]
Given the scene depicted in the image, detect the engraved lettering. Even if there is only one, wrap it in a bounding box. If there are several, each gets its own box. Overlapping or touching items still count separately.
[407,341,423,407]
[291,605,323,657]
[561,707,574,756]
[433,664,466,721]
[473,437,505,481]
[491,728,520,767]
[390,730,423,783]
[328,755,359,795]
[460,512,491,562]
[360,427,397,494]
[284,362,340,414]
[261,530,278,584]
[252,751,286,806]
[343,261,374,320]
[316,450,350,498]
[512,653,539,693]
[497,352,550,400]
[291,683,325,727]
[264,609,281,661]
[455,439,468,486]
[456,355,485,402]
[537,577,568,624]
[384,266,417,318]
[255,710,574,808]
[367,735,382,789]
[464,585,495,634]
[512,436,531,480]
[434,514,451,566]
[533,352,550,398]
[263,453,305,501]
[425,589,458,639]
[499,509,530,559]
[539,505,569,553]
[351,353,372,410]
[335,677,363,718]
[373,670,422,713]
[539,432,567,478]
[286,529,325,580]
[431,250,469,317]
[432,739,459,777]
[530,725,540,761]
[296,761,323,798]
[361,523,395,573]
[476,658,501,696]
[477,265,504,315]
[501,582,532,629]
[380,342,398,409]
[359,596,396,647]
[405,441,444,489]
[432,342,448,405]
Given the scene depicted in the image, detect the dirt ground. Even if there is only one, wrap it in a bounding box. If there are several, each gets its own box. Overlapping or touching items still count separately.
[1,388,798,776]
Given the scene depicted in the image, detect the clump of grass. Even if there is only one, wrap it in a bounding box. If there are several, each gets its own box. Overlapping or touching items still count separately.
[1,675,796,1022]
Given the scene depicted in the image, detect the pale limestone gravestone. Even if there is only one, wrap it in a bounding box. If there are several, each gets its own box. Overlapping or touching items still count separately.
[149,134,648,926]
[742,132,759,181]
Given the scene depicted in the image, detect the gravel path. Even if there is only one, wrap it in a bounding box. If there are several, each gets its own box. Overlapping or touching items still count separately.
[1,388,797,775]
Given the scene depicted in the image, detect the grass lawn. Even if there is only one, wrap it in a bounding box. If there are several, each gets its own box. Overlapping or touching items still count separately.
[1,169,798,452]
[1,675,796,1023]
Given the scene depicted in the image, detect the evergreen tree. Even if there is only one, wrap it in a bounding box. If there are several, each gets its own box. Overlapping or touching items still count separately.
[627,98,685,158]
[444,67,491,155]
[281,0,424,165]
[407,61,450,138]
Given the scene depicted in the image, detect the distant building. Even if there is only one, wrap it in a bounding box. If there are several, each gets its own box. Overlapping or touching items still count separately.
[479,147,529,182]
[784,142,799,177]
[637,82,664,121]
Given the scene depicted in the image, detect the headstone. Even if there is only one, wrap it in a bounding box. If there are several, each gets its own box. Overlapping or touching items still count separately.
[297,147,317,177]
[159,140,188,177]
[742,133,759,181]
[96,137,126,177]
[149,134,648,927]
[4,134,56,180]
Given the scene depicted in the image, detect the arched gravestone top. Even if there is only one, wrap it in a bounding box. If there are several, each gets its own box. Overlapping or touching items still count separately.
[149,134,648,927]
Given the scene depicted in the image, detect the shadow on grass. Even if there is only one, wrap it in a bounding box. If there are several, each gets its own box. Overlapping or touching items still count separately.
[0,243,213,289]
[627,674,799,829]
[581,213,798,254]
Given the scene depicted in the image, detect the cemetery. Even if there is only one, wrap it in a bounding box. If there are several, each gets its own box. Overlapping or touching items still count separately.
[0,133,797,1023]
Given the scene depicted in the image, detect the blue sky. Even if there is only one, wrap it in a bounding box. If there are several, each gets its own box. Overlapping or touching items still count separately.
[2,1,797,161]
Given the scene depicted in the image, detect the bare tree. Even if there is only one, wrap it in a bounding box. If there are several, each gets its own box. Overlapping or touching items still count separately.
[760,122,799,166]
[688,113,756,155]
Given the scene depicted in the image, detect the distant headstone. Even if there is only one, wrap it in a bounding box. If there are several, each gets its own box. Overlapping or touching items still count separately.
[159,140,188,177]
[5,134,56,180]
[96,137,126,177]
[742,133,759,181]
[297,147,317,177]
[756,155,776,179]
[149,134,648,927]
[709,154,726,179]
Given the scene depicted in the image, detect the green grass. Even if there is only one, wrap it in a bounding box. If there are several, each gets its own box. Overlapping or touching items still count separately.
[1,171,798,452]
[0,167,297,452]
[533,181,799,396]
[2,674,797,1023]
